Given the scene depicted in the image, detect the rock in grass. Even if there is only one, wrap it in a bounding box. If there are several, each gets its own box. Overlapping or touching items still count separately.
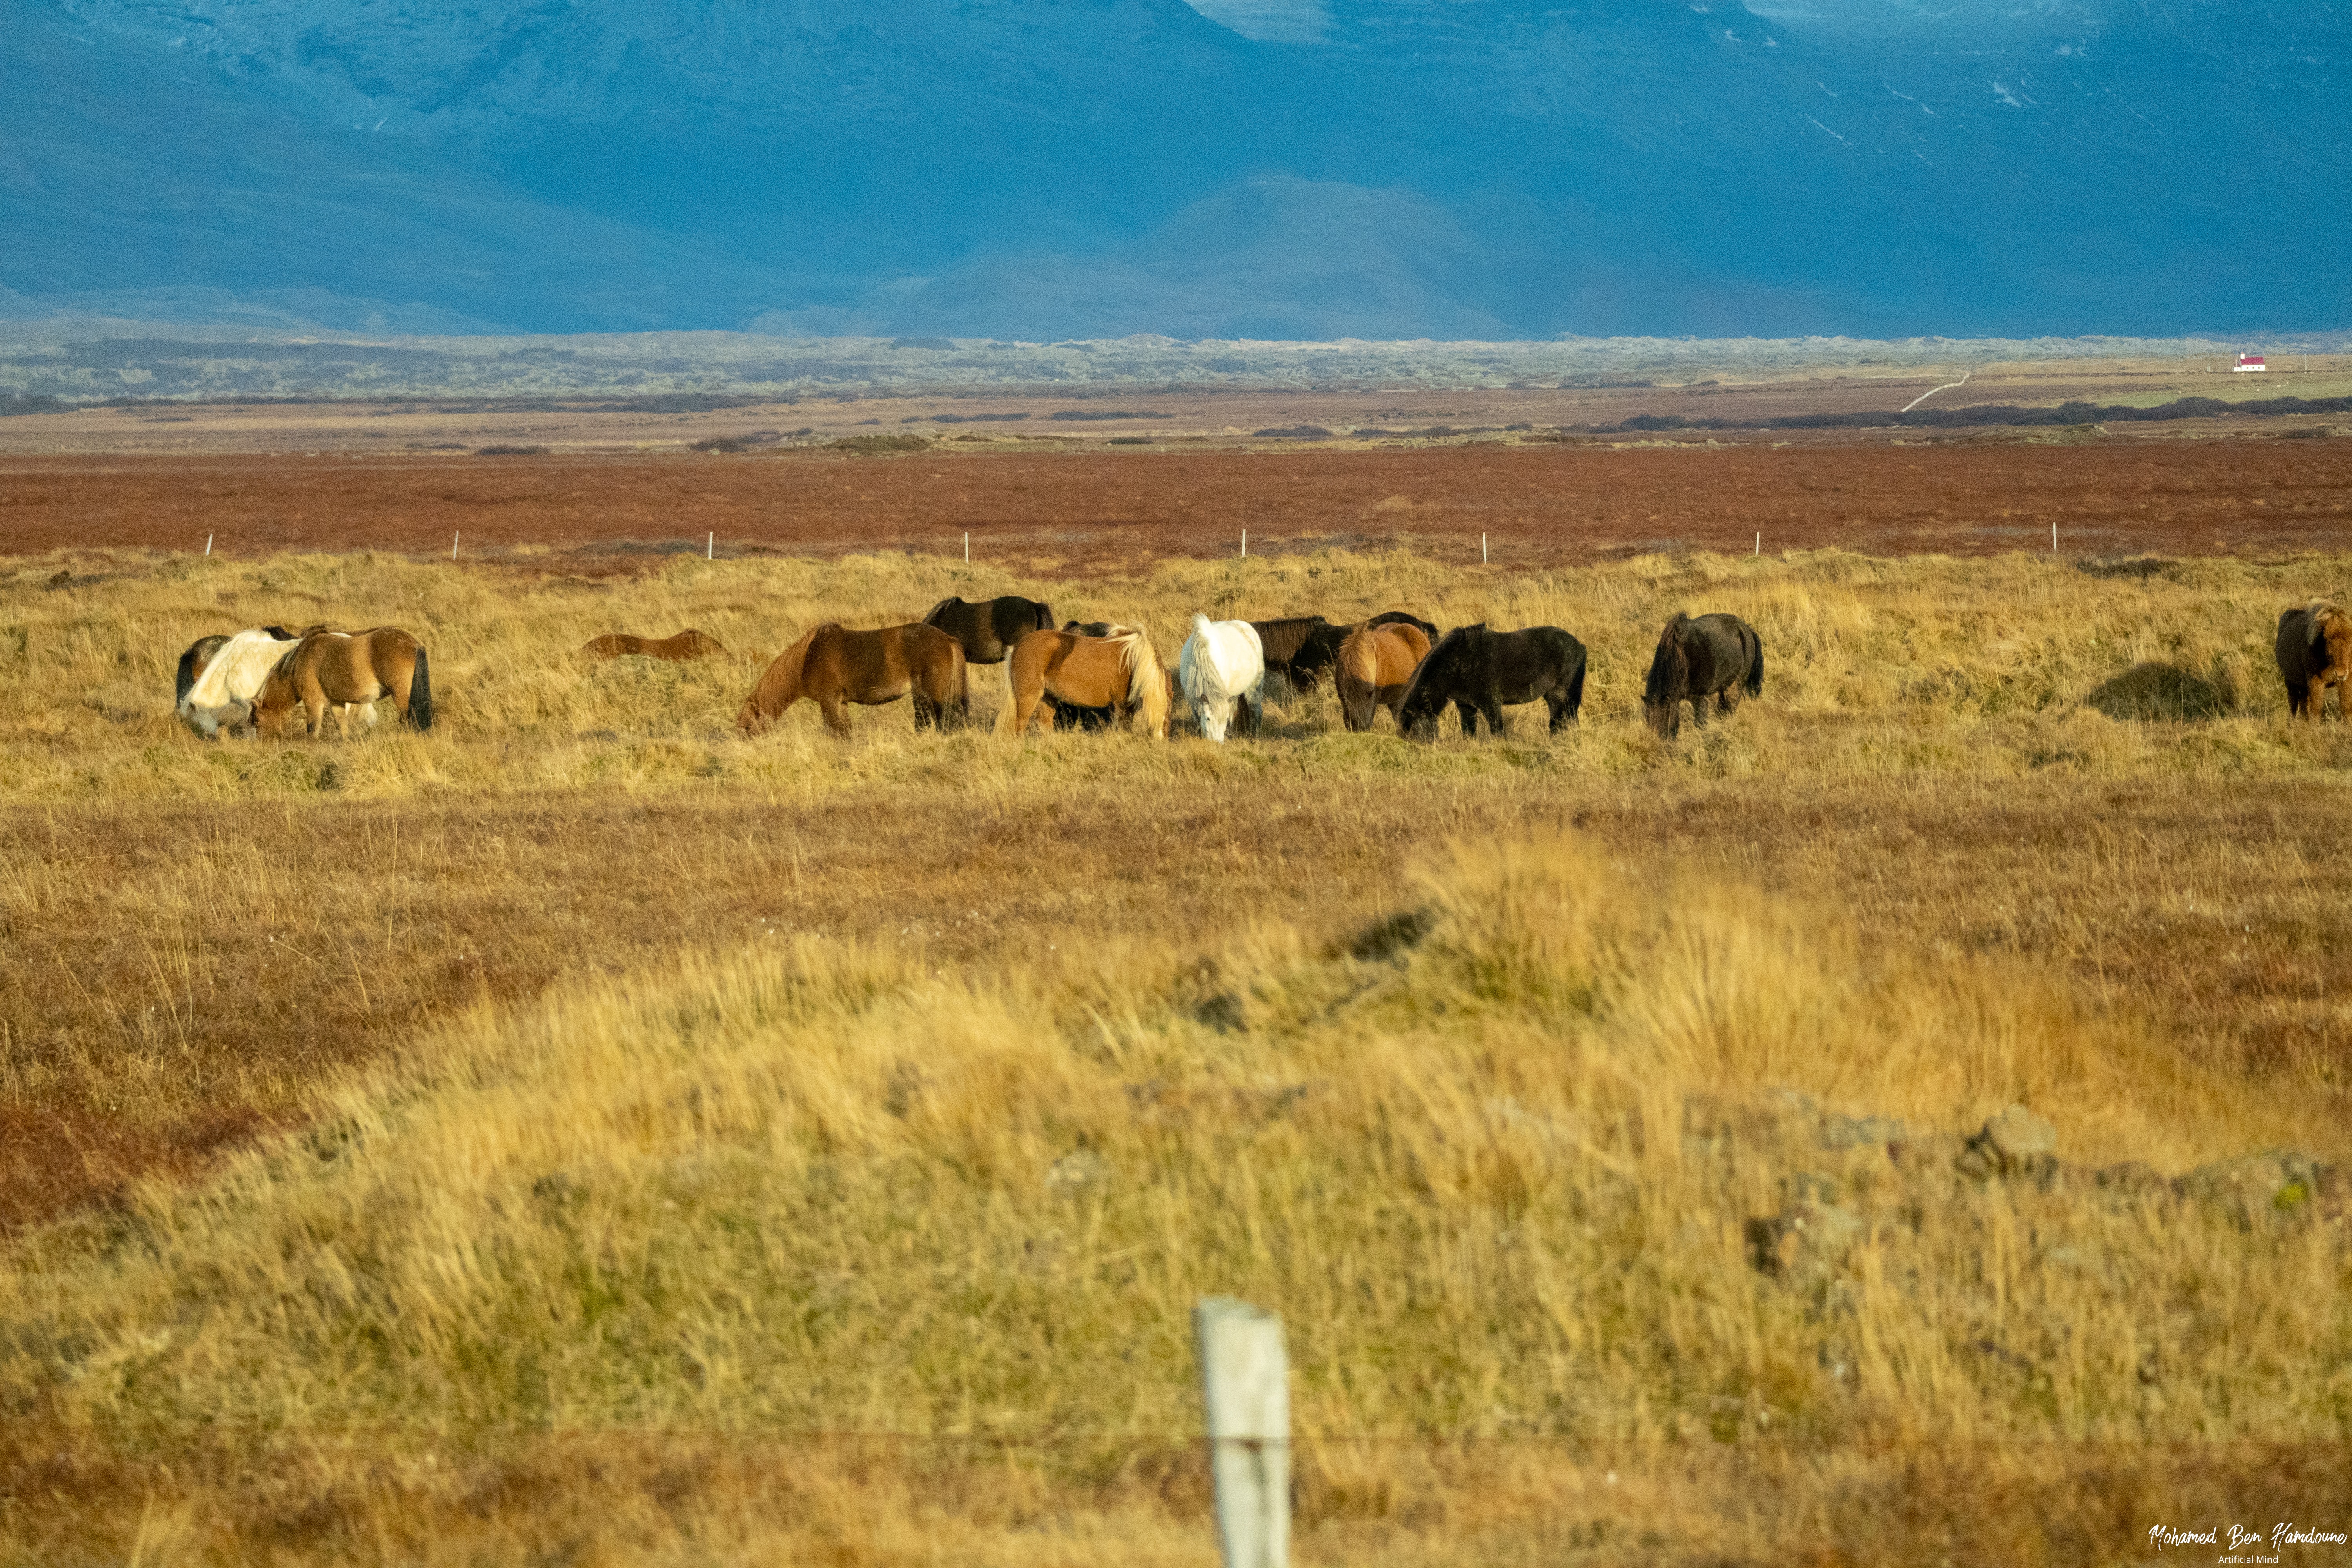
[1956,1104,2057,1180]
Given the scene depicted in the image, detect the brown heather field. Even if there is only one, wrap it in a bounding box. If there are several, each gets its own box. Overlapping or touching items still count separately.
[1,532,2350,1564]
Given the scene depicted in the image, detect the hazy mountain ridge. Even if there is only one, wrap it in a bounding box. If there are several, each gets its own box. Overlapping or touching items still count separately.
[9,0,2348,338]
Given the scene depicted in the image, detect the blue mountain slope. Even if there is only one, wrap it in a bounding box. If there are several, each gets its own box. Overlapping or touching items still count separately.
[8,0,2347,336]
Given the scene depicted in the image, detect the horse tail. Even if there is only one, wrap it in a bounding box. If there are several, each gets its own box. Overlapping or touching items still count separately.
[174,641,203,706]
[996,640,1026,735]
[407,645,435,731]
[1112,631,1166,737]
[1744,624,1764,696]
[1567,641,1589,717]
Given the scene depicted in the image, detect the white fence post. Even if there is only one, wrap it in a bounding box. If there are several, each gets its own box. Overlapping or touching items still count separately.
[964,530,970,563]
[452,531,460,560]
[708,530,714,560]
[1241,528,1248,559]
[204,534,212,556]
[1481,532,1488,564]
[1196,1296,1289,1568]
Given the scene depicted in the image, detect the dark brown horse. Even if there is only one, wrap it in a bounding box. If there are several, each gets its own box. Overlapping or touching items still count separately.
[1336,623,1432,733]
[1252,616,1348,690]
[252,628,434,738]
[1642,612,1763,738]
[737,623,969,737]
[923,595,1056,664]
[582,629,727,661]
[2277,601,2352,719]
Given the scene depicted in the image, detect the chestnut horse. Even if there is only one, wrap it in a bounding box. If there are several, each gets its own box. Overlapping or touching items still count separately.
[582,629,726,661]
[2276,602,2352,719]
[252,628,434,738]
[736,623,968,737]
[1336,622,1432,733]
[999,625,1171,739]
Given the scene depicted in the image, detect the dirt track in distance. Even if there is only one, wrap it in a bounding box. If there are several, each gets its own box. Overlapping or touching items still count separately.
[4,437,2348,572]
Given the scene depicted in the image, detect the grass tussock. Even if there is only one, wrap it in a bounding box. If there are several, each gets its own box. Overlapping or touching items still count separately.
[3,835,2346,1560]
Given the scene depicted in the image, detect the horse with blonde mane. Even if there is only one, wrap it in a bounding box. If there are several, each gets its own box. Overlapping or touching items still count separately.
[1178,614,1265,742]
[1336,622,1432,733]
[736,622,968,737]
[582,629,726,661]
[999,625,1170,738]
[176,626,299,738]
[252,627,434,739]
[2277,601,2352,719]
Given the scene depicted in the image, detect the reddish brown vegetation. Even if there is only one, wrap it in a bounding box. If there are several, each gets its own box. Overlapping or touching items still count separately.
[3,439,2348,570]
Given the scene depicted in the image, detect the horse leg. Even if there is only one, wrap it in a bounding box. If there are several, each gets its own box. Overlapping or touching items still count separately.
[913,692,935,731]
[2308,677,2328,720]
[1481,697,1505,737]
[819,695,852,738]
[1546,694,1572,733]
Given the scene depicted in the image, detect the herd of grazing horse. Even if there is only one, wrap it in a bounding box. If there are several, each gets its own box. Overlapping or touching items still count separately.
[171,595,2352,744]
[728,594,1735,742]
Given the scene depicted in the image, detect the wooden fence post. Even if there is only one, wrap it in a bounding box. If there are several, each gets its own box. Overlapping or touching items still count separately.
[1196,1296,1289,1568]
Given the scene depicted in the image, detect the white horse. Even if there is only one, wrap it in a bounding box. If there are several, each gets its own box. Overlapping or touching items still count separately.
[177,627,305,738]
[1177,614,1266,743]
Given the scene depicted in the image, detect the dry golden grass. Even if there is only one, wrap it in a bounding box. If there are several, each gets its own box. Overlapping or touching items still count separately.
[3,544,2350,1562]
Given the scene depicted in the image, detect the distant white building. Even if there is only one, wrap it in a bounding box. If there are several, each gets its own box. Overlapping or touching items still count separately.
[2233,353,2268,372]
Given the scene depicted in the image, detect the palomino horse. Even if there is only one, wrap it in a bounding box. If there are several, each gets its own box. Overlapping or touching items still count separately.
[582,630,726,661]
[2276,602,2352,719]
[736,623,968,737]
[923,595,1055,664]
[252,628,434,738]
[1337,622,1432,733]
[999,626,1171,739]
[176,626,297,737]
[1178,615,1265,742]
[1642,612,1763,738]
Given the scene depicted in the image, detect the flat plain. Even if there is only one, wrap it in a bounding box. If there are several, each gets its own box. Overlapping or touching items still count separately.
[1,415,2348,1564]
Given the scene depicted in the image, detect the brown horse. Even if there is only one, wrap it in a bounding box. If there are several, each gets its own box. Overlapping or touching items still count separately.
[1336,622,1431,732]
[2277,602,2352,719]
[998,625,1171,739]
[736,623,968,737]
[252,628,434,738]
[582,629,726,661]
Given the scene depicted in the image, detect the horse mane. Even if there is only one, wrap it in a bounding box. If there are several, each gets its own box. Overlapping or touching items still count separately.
[920,595,960,627]
[737,625,825,731]
[1643,614,1692,706]
[2309,601,2342,648]
[1116,630,1170,734]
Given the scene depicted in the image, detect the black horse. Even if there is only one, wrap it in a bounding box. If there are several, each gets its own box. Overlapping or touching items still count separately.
[1368,609,1440,643]
[1642,612,1763,738]
[1398,625,1587,738]
[922,595,1055,664]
